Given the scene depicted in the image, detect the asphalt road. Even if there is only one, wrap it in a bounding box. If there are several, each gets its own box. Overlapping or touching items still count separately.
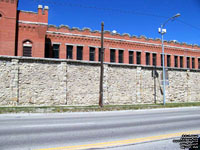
[0,107,200,150]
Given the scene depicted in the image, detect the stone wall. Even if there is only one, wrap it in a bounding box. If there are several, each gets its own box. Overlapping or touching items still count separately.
[0,56,200,106]
[18,60,67,105]
[0,58,15,105]
[66,62,100,105]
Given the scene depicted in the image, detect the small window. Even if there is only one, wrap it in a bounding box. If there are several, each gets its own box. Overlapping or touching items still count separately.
[167,55,171,67]
[45,38,51,58]
[174,56,178,67]
[187,57,190,68]
[110,49,116,62]
[198,58,200,69]
[161,54,164,66]
[136,52,141,65]
[23,40,32,57]
[98,48,104,62]
[192,58,195,69]
[129,51,134,64]
[180,56,183,68]
[118,50,124,63]
[89,47,95,61]
[0,14,2,20]
[77,46,83,60]
[152,53,157,66]
[66,45,73,59]
[146,52,150,65]
[53,44,59,58]
[99,48,101,62]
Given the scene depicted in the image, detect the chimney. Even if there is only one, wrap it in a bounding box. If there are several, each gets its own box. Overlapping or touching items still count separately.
[38,5,43,15]
[44,6,49,15]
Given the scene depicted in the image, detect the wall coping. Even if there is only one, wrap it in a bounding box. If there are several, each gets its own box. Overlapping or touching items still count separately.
[0,55,200,72]
[19,10,38,14]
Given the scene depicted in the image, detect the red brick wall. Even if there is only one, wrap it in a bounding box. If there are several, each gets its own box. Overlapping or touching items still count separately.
[46,26,200,69]
[0,2,200,70]
[0,0,18,56]
[17,24,47,57]
[17,6,48,57]
[18,7,48,23]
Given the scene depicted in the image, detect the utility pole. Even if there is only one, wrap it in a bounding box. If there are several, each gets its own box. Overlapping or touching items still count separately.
[99,22,104,107]
[153,65,157,104]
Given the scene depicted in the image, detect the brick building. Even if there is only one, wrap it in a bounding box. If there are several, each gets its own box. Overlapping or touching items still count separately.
[1,0,200,69]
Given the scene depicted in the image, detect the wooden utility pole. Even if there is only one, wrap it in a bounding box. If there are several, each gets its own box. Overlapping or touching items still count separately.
[99,22,104,107]
[153,66,157,104]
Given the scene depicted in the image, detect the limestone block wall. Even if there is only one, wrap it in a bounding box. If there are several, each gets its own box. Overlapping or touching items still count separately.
[0,56,199,106]
[105,66,163,105]
[105,65,137,105]
[18,60,67,105]
[66,62,100,105]
[168,70,200,103]
[0,58,17,105]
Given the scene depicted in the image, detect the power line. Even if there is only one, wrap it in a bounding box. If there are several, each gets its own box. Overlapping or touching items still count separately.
[32,0,169,19]
[29,0,200,32]
[177,19,200,31]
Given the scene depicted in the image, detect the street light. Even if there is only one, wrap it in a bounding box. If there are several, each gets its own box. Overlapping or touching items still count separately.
[158,13,180,105]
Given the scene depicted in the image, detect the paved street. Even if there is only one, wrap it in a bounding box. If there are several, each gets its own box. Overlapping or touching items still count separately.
[0,107,200,150]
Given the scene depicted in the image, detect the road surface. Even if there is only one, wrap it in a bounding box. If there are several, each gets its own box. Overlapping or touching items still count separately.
[0,107,200,150]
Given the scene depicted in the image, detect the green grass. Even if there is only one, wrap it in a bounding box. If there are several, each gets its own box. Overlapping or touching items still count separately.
[0,102,200,114]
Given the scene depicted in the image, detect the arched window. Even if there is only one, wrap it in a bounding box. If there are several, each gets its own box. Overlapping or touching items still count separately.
[23,40,32,57]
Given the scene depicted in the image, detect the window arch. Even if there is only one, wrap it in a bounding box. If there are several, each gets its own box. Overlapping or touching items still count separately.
[23,40,32,57]
[0,11,5,20]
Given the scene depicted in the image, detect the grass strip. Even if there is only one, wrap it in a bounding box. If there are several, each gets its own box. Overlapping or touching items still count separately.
[0,102,200,114]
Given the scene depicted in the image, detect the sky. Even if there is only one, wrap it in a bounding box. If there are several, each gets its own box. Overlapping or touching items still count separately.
[18,0,200,45]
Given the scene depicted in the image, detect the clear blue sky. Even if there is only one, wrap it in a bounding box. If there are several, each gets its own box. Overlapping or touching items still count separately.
[18,0,200,45]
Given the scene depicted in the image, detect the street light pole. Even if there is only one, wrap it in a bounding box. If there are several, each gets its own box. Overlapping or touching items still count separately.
[158,13,180,105]
[161,26,166,105]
